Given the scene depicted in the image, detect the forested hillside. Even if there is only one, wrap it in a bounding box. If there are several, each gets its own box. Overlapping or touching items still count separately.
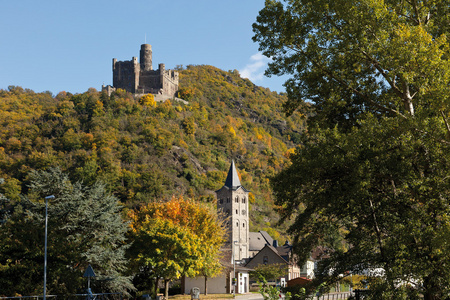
[0,65,307,237]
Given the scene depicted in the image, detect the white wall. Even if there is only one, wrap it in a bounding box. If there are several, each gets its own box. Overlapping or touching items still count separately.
[237,272,249,294]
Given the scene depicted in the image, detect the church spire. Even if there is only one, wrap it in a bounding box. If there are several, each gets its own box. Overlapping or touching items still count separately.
[224,159,241,189]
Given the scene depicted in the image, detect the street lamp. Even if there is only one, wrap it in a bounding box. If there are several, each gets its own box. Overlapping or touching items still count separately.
[233,241,238,298]
[43,195,55,300]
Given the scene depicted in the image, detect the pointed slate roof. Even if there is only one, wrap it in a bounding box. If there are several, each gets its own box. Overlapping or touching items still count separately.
[224,160,241,189]
[216,160,250,192]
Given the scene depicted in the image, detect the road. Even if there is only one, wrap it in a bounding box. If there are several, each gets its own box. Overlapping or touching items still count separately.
[235,293,264,300]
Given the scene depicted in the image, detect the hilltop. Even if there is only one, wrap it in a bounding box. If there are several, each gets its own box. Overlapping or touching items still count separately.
[0,65,307,237]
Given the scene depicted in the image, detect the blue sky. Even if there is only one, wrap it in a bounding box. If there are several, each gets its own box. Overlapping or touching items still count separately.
[1,0,287,95]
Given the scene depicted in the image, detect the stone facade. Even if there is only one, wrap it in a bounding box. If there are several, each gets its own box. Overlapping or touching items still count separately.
[103,44,178,97]
[216,160,250,261]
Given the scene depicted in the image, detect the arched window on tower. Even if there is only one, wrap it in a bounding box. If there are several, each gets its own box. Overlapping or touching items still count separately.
[235,196,239,203]
[227,198,230,203]
[242,197,246,203]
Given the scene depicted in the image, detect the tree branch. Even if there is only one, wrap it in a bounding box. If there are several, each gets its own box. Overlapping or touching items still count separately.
[440,110,450,140]
[369,199,386,261]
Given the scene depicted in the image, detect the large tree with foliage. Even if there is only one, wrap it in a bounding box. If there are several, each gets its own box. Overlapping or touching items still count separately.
[254,0,450,299]
[0,168,133,296]
[127,196,225,299]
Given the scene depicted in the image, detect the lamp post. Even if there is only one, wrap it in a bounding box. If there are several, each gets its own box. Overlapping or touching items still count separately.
[43,195,55,300]
[233,241,238,298]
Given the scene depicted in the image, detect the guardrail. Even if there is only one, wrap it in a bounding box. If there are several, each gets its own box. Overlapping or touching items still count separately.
[316,292,353,300]
[0,293,122,300]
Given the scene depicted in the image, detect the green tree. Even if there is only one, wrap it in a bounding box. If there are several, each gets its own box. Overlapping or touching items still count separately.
[0,168,133,296]
[253,0,450,127]
[254,0,450,299]
[127,217,201,298]
[127,196,225,299]
[198,246,223,295]
[250,263,287,286]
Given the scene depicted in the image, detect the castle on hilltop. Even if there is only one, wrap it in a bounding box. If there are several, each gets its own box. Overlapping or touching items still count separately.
[102,44,179,97]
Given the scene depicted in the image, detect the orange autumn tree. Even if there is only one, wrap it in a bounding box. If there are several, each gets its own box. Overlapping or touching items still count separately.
[127,196,225,298]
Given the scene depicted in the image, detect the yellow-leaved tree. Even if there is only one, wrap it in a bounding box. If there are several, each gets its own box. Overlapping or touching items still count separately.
[139,94,156,107]
[127,196,225,298]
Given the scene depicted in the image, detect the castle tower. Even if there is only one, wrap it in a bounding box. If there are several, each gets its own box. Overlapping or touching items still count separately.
[216,160,250,261]
[140,44,152,71]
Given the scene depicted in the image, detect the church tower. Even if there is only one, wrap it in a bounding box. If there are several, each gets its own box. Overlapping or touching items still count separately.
[216,160,250,261]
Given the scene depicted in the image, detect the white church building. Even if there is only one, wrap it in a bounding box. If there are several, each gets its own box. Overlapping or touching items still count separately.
[182,160,314,295]
[182,160,252,294]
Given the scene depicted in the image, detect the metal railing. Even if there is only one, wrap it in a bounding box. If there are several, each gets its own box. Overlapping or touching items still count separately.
[0,293,122,300]
[0,296,57,300]
[316,292,353,300]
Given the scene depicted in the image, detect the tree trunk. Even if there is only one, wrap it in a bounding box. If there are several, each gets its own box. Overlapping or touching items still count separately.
[423,275,440,300]
[204,276,208,295]
[154,276,160,299]
[164,278,170,299]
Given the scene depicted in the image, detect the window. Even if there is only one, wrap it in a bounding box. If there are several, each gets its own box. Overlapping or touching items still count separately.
[226,198,230,203]
[235,197,239,203]
[219,199,223,204]
[243,223,245,228]
[242,210,246,215]
[236,209,238,214]
[226,209,230,215]
[263,256,268,265]
[236,222,239,227]
[242,197,246,203]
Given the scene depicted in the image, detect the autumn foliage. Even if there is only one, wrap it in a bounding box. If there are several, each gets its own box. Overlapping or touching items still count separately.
[127,196,225,298]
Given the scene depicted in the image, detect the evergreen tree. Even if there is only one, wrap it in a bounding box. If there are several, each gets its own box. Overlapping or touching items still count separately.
[0,168,133,296]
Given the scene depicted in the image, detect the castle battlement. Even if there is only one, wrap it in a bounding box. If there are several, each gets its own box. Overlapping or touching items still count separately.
[104,44,179,97]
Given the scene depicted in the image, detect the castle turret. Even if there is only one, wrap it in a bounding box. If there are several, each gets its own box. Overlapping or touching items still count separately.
[140,44,152,71]
[216,160,250,261]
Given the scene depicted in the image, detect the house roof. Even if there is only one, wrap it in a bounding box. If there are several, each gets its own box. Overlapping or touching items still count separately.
[219,248,253,271]
[245,244,289,267]
[260,231,274,246]
[310,246,330,261]
[249,231,274,251]
[287,277,312,287]
[275,243,293,261]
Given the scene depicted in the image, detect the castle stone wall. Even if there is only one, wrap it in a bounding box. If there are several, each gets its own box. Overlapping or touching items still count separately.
[113,57,140,93]
[109,44,178,97]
